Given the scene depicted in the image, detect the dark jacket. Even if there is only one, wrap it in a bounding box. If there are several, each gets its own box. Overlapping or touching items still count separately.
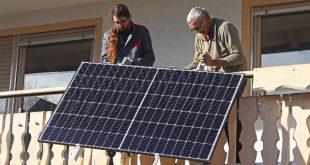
[101,23,155,66]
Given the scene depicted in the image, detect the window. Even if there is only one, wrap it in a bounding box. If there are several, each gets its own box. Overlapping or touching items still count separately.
[252,2,310,68]
[261,12,310,67]
[16,26,96,112]
[22,40,92,111]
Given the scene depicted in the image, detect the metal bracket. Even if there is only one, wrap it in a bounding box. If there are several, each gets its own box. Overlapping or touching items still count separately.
[257,97,262,115]
[70,144,82,160]
[153,153,161,165]
[120,57,133,65]
[195,61,207,71]
[288,94,293,114]
[279,94,285,114]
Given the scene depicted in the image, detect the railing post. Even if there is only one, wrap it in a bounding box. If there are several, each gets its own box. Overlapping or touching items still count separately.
[291,94,310,165]
[260,96,280,164]
[0,114,5,154]
[51,144,67,165]
[40,111,52,165]
[92,149,109,165]
[69,145,83,164]
[0,114,12,164]
[280,95,290,164]
[238,97,259,164]
[227,101,237,163]
[11,112,28,164]
[83,148,92,165]
[28,111,46,165]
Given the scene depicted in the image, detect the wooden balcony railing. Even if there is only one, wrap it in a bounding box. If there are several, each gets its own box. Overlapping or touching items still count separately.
[0,64,309,164]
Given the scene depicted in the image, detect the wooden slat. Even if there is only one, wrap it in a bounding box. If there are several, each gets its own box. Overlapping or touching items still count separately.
[239,97,258,164]
[129,154,137,165]
[0,80,9,86]
[0,46,13,52]
[280,96,290,164]
[227,102,237,163]
[0,60,12,67]
[0,83,13,91]
[0,43,13,49]
[113,152,122,165]
[261,96,281,164]
[0,62,11,67]
[0,72,10,78]
[121,153,131,165]
[92,149,109,165]
[27,112,46,165]
[210,130,227,164]
[0,65,12,71]
[11,113,28,164]
[189,160,202,165]
[0,52,13,57]
[0,65,11,70]
[0,45,13,51]
[175,159,186,165]
[69,146,83,165]
[40,111,52,165]
[160,157,176,164]
[51,144,67,165]
[0,38,14,44]
[0,80,10,85]
[83,148,92,165]
[140,155,154,164]
[0,114,5,155]
[291,94,310,165]
[0,49,13,54]
[254,112,263,163]
[0,66,11,71]
[0,114,12,164]
[0,47,13,52]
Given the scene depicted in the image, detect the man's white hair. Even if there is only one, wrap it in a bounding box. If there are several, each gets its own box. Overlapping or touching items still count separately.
[186,7,209,24]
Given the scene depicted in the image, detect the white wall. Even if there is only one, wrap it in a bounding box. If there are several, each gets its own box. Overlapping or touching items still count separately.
[0,0,241,68]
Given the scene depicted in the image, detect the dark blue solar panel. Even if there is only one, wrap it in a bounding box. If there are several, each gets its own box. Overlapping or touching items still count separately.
[39,63,157,150]
[39,62,244,163]
[120,69,244,162]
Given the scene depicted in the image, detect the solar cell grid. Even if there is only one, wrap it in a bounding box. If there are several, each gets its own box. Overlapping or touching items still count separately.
[40,64,157,148]
[39,62,244,162]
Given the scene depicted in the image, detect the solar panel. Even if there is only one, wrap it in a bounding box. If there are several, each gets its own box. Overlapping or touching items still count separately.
[39,62,244,162]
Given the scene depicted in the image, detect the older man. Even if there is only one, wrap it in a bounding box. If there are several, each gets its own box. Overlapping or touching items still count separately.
[186,7,247,72]
[186,7,247,163]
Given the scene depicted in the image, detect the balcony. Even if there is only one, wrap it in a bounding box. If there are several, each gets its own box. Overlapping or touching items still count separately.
[0,64,309,164]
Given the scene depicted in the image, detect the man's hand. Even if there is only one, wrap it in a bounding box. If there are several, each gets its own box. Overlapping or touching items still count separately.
[199,53,213,65]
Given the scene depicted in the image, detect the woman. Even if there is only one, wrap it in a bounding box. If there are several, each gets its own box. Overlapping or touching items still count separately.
[102,4,155,66]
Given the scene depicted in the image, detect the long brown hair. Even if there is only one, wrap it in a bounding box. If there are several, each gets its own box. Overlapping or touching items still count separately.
[108,4,131,63]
